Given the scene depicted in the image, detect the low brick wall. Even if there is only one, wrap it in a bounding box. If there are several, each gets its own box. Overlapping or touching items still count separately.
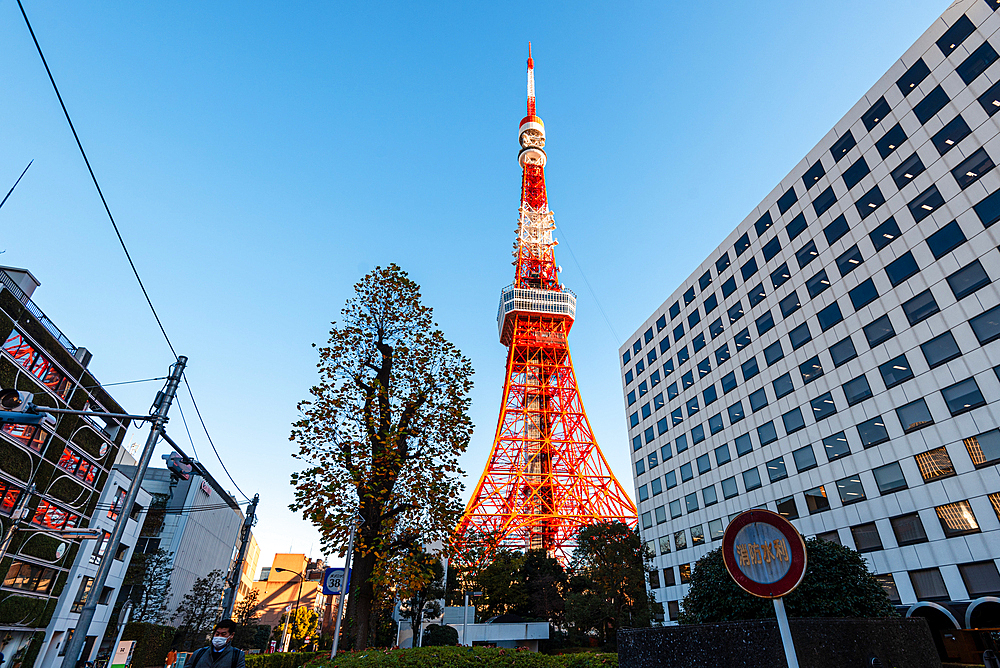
[618,617,941,668]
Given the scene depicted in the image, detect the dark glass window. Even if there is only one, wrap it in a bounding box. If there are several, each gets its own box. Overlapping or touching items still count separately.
[684,287,696,306]
[975,188,1000,228]
[767,456,788,483]
[728,401,745,423]
[848,279,879,311]
[897,398,934,432]
[756,310,775,336]
[811,392,837,420]
[851,522,883,552]
[697,358,712,378]
[786,212,808,241]
[932,115,971,155]
[876,123,908,158]
[716,252,731,274]
[764,341,784,366]
[796,240,819,269]
[942,377,987,415]
[642,401,652,418]
[721,371,738,394]
[677,435,689,454]
[677,346,688,367]
[897,59,930,97]
[709,317,724,339]
[966,429,1000,467]
[748,283,766,307]
[885,251,919,287]
[971,304,1000,344]
[741,356,760,381]
[869,218,901,252]
[948,260,992,300]
[836,245,864,276]
[657,417,669,436]
[634,339,643,355]
[865,315,896,347]
[830,131,856,162]
[755,212,774,237]
[735,433,753,456]
[914,85,950,124]
[625,370,634,385]
[805,486,831,513]
[817,301,844,331]
[681,463,693,481]
[782,408,805,434]
[728,301,744,324]
[837,475,867,505]
[770,263,790,289]
[672,407,683,426]
[908,185,945,223]
[843,374,873,406]
[757,421,778,445]
[699,270,712,291]
[741,257,759,281]
[952,148,996,190]
[902,289,940,325]
[824,214,850,245]
[957,41,999,84]
[830,336,858,367]
[824,431,852,460]
[891,513,928,546]
[806,270,831,298]
[715,343,731,365]
[623,350,631,366]
[734,328,751,350]
[749,387,768,412]
[692,424,706,444]
[921,331,961,368]
[856,185,885,219]
[648,348,658,364]
[669,302,681,319]
[779,292,801,318]
[688,309,701,328]
[721,476,739,499]
[674,323,685,342]
[656,315,667,332]
[891,152,925,189]
[937,15,975,56]
[800,356,823,384]
[777,496,798,520]
[658,337,670,355]
[703,384,718,406]
[777,187,797,214]
[813,187,837,217]
[793,445,817,472]
[681,371,694,389]
[978,78,1000,117]
[663,360,674,377]
[734,232,751,257]
[803,159,825,190]
[789,322,812,349]
[696,453,712,475]
[843,157,870,190]
[862,96,891,131]
[880,354,914,388]
[709,412,724,434]
[773,372,794,399]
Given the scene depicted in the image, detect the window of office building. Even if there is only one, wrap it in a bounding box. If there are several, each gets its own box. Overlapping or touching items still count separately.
[877,123,908,158]
[891,512,928,546]
[915,446,956,482]
[858,416,889,448]
[942,377,987,416]
[863,96,891,130]
[879,354,914,388]
[910,568,949,600]
[864,314,895,347]
[675,530,687,551]
[811,392,837,420]
[803,159,825,190]
[756,311,775,336]
[836,475,866,505]
[792,445,817,472]
[914,85,949,123]
[959,561,1000,597]
[897,398,934,433]
[777,495,798,520]
[843,374,873,406]
[805,486,830,514]
[799,356,823,384]
[703,485,718,507]
[875,574,902,603]
[931,116,971,155]
[850,523,883,553]
[818,301,845,331]
[691,524,705,546]
[783,407,806,433]
[767,456,788,483]
[807,270,831,298]
[790,322,813,349]
[721,476,739,499]
[743,467,762,491]
[773,372,794,398]
[953,148,996,190]
[892,152,925,189]
[849,279,879,311]
[758,421,778,445]
[947,260,992,300]
[964,430,1000,468]
[971,304,1000,344]
[830,336,857,367]
[843,156,870,190]
[873,462,908,494]
[908,186,945,223]
[823,431,851,460]
[936,500,980,537]
[735,433,753,457]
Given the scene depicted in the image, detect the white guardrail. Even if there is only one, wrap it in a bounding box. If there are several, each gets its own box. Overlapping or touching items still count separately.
[497,285,576,338]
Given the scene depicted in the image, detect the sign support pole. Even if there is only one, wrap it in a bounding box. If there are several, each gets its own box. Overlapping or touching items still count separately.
[772,597,799,668]
[331,514,361,659]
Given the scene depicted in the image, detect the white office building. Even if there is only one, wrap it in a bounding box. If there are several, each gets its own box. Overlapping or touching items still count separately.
[622,0,1000,645]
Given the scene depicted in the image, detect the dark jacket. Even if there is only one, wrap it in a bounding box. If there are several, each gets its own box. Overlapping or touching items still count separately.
[188,644,245,668]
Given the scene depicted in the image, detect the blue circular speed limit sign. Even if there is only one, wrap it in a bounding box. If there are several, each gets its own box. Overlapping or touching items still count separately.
[323,567,347,596]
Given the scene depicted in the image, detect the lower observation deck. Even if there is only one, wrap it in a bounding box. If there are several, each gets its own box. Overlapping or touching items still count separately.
[497,284,576,345]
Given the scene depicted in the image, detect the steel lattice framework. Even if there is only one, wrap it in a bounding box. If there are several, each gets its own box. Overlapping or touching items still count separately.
[455,46,636,565]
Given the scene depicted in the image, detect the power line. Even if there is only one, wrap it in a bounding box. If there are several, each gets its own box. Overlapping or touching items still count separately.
[183,376,251,502]
[556,225,622,345]
[175,396,201,463]
[84,376,167,389]
[15,0,177,359]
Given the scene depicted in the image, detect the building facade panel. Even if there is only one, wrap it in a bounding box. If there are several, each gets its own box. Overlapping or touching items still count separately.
[622,1,1000,624]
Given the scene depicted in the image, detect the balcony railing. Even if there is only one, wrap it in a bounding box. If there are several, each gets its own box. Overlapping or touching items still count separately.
[0,270,78,356]
[497,284,576,338]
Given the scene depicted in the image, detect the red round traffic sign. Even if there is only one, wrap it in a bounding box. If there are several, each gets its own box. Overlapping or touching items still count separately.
[722,509,807,599]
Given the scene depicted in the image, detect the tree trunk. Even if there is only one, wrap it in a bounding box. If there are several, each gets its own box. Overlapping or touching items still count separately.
[350,549,378,650]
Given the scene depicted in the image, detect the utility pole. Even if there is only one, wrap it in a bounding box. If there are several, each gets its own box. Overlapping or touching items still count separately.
[221,493,259,619]
[60,356,187,668]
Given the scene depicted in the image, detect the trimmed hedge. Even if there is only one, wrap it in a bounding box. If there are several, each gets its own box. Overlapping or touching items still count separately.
[246,652,325,668]
[310,646,618,667]
[122,622,176,668]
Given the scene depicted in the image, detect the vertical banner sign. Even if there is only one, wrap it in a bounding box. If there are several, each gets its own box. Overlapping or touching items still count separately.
[722,509,807,668]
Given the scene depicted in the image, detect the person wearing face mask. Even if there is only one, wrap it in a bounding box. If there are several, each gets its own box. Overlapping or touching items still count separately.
[187,620,245,668]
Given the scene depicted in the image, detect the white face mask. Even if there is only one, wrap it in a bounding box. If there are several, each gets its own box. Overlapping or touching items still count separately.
[211,636,229,650]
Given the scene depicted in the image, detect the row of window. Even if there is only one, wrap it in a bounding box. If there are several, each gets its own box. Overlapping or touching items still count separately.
[624,20,1000,379]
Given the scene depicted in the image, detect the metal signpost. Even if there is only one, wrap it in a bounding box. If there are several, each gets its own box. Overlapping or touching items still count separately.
[722,509,807,668]
[331,514,362,659]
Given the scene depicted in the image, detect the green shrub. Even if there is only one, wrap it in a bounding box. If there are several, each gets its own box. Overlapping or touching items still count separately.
[122,621,176,668]
[245,651,324,668]
[421,624,458,647]
[307,646,618,667]
[0,594,47,625]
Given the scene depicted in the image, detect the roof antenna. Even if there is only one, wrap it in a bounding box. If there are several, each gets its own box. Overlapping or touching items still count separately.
[0,160,33,212]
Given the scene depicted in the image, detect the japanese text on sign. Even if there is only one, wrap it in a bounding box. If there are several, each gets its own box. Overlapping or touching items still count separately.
[735,537,790,567]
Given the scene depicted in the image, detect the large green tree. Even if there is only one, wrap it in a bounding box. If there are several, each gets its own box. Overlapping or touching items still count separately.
[173,569,226,650]
[565,522,661,648]
[398,553,446,646]
[680,538,897,623]
[290,264,474,650]
[474,549,567,622]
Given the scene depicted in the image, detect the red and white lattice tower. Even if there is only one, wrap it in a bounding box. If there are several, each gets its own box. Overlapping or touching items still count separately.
[455,46,637,565]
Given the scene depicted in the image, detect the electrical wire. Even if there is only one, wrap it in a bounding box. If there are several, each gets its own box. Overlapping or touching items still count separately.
[555,225,622,345]
[16,0,177,359]
[182,375,251,502]
[83,376,167,389]
[174,395,201,463]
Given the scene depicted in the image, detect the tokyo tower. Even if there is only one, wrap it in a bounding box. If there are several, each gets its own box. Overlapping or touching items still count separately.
[455,46,636,564]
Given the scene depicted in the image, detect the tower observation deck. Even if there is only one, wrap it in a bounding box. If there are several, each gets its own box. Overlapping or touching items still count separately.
[455,46,637,564]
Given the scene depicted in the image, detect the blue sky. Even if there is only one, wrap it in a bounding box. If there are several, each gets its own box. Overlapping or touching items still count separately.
[0,1,948,569]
